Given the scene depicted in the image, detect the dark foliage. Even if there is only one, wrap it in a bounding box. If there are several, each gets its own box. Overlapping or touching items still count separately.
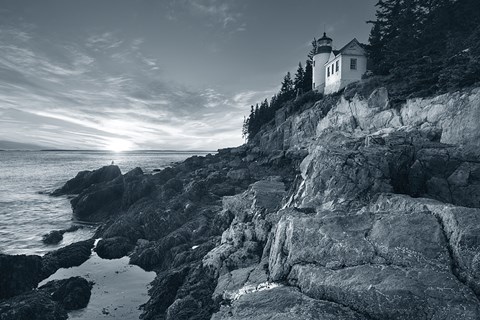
[367,0,480,99]
[242,40,322,141]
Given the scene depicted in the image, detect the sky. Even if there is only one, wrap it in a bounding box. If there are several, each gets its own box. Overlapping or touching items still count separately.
[0,0,377,151]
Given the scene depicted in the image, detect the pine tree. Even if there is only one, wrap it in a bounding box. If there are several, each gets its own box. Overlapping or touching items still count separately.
[303,61,313,92]
[246,105,255,139]
[367,0,480,96]
[294,62,305,94]
[307,38,318,62]
[367,19,386,74]
[367,0,403,75]
[279,72,295,102]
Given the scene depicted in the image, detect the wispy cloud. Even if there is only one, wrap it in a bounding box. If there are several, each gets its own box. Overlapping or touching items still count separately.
[0,23,265,150]
[0,4,297,151]
[86,32,123,51]
[166,0,245,31]
[190,0,239,28]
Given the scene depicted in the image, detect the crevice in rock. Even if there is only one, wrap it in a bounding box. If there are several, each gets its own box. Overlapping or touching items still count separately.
[363,217,392,266]
[431,211,480,303]
[293,283,376,320]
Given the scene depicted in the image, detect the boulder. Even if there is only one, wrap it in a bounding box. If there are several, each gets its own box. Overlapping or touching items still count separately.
[70,177,124,222]
[0,277,92,320]
[71,167,155,222]
[0,240,93,301]
[42,231,64,245]
[51,165,121,196]
[0,254,42,299]
[95,237,134,259]
[0,291,68,320]
[41,239,94,278]
[39,277,92,310]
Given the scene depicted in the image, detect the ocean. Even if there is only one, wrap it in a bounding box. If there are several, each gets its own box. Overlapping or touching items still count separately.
[0,150,211,256]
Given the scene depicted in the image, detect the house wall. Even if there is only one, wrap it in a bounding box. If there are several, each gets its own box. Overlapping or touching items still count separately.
[325,57,341,91]
[325,54,367,94]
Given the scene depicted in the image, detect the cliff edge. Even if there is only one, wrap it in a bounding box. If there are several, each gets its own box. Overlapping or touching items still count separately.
[209,86,480,320]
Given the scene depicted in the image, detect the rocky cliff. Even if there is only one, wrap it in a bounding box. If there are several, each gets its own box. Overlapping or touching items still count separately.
[3,86,480,320]
[209,86,480,320]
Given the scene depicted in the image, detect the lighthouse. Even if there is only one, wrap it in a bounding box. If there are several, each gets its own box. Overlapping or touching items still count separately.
[312,32,333,93]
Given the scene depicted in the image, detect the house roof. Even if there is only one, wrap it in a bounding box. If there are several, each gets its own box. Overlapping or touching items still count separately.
[325,38,366,65]
[337,38,363,54]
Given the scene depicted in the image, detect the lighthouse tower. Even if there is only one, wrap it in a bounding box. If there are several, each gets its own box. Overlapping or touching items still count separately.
[312,32,333,93]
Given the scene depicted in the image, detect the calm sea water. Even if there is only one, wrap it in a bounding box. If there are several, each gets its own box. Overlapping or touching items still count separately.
[0,150,210,255]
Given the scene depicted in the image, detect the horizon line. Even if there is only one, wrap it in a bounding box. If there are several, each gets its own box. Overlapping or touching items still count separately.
[0,149,219,153]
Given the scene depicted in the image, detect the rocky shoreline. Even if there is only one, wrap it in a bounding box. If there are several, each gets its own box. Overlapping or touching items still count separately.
[2,86,480,319]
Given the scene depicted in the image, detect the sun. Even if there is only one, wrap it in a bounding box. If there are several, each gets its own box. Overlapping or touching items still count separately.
[106,139,133,152]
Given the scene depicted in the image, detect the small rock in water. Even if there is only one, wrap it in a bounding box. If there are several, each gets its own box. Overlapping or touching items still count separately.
[42,225,84,245]
[42,230,64,245]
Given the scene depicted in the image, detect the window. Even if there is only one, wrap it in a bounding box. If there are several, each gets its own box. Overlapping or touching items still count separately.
[332,65,334,74]
[327,68,330,77]
[350,58,357,70]
[313,82,315,89]
[313,60,315,67]
[336,61,339,72]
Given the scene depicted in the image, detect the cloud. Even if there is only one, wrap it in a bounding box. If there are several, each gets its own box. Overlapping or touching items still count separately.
[0,21,269,150]
[231,89,278,109]
[86,32,123,50]
[166,0,244,31]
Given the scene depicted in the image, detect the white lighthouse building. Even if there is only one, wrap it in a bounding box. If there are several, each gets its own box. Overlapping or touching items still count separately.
[312,33,367,94]
[312,33,333,93]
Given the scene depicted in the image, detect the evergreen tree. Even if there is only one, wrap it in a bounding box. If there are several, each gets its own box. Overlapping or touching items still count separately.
[279,72,295,102]
[439,0,480,90]
[367,0,480,95]
[246,105,255,139]
[303,60,313,92]
[307,38,318,62]
[303,38,318,92]
[367,18,386,75]
[367,0,403,74]
[294,62,305,94]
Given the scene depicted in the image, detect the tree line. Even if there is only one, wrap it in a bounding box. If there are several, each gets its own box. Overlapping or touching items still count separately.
[242,40,319,141]
[368,0,480,96]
